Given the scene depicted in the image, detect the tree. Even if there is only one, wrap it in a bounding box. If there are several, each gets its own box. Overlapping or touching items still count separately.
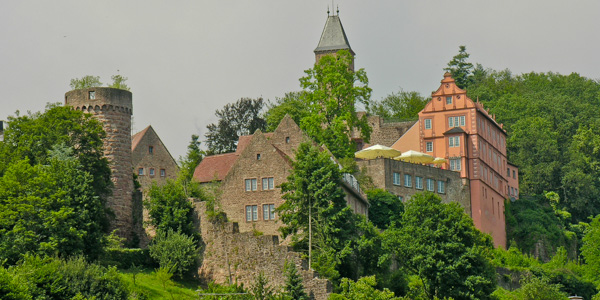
[264,91,310,131]
[282,261,308,300]
[144,180,197,238]
[444,45,474,89]
[368,90,428,121]
[149,229,198,278]
[69,75,102,90]
[383,192,497,300]
[299,50,372,158]
[109,74,130,91]
[364,189,403,230]
[329,276,401,300]
[250,272,275,300]
[277,142,355,272]
[582,214,600,285]
[205,97,266,154]
[179,134,204,184]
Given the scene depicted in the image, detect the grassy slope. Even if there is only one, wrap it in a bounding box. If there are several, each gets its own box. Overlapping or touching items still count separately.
[119,269,200,300]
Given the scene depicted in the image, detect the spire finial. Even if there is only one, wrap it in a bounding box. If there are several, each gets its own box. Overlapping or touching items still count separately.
[327,5,330,16]
[336,5,339,15]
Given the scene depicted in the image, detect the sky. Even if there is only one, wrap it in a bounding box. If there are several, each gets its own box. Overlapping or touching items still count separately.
[1,1,599,160]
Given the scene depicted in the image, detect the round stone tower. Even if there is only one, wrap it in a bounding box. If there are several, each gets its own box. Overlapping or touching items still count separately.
[65,87,134,239]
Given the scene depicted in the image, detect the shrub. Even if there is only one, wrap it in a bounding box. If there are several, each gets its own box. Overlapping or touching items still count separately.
[149,229,199,278]
[99,248,157,269]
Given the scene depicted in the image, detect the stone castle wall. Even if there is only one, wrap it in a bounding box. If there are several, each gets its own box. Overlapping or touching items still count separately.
[195,201,332,300]
[65,87,134,239]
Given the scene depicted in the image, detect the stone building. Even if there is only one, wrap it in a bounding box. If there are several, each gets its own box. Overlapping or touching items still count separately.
[193,115,368,238]
[392,73,519,248]
[65,87,134,239]
[132,125,179,194]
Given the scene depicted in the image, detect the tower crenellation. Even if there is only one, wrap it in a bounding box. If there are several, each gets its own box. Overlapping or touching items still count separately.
[65,87,134,240]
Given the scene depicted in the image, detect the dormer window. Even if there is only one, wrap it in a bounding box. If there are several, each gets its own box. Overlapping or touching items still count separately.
[89,91,95,100]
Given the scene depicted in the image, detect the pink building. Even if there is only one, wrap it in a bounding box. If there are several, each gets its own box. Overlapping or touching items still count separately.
[393,73,518,248]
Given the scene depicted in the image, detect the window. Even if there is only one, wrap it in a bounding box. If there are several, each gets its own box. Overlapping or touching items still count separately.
[426,141,433,152]
[263,204,276,220]
[160,169,166,177]
[256,154,261,160]
[424,119,432,129]
[426,178,434,191]
[398,195,403,202]
[415,177,423,189]
[262,177,274,190]
[449,136,460,147]
[450,158,462,171]
[393,172,401,185]
[149,168,155,176]
[138,168,144,176]
[246,205,258,221]
[285,137,290,143]
[513,170,516,179]
[404,174,412,187]
[507,168,510,177]
[245,178,257,191]
[446,96,452,104]
[149,146,153,154]
[448,116,465,128]
[89,91,95,99]
[437,181,445,194]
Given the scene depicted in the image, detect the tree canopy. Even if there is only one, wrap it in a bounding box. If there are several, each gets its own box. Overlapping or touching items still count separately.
[69,75,102,90]
[445,45,474,89]
[368,90,428,122]
[205,97,266,154]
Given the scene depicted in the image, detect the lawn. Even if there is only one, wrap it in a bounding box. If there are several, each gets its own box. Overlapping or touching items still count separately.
[119,268,200,300]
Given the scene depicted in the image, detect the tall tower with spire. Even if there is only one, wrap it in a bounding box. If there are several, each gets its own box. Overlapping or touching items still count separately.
[314,8,355,70]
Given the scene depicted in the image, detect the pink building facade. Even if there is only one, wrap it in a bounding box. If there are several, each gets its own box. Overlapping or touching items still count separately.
[393,73,518,248]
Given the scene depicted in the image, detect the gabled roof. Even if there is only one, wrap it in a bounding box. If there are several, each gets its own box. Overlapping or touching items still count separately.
[132,125,151,151]
[131,125,178,168]
[236,133,273,154]
[314,15,353,54]
[193,152,239,183]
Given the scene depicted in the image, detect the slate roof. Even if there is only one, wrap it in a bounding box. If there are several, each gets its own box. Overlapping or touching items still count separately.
[314,15,353,54]
[444,127,467,135]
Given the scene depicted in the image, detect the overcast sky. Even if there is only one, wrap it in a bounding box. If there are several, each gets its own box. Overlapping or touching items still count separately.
[2,1,599,160]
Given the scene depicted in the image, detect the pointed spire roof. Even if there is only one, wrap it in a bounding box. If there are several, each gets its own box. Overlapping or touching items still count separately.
[314,14,354,55]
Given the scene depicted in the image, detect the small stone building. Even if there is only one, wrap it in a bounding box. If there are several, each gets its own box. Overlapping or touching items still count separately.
[193,115,368,238]
[132,125,179,194]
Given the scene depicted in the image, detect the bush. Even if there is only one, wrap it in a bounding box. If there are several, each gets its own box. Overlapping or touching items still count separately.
[149,229,199,278]
[99,248,157,269]
[144,180,197,238]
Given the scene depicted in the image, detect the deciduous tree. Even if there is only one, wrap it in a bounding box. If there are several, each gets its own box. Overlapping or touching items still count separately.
[69,75,102,90]
[368,90,428,121]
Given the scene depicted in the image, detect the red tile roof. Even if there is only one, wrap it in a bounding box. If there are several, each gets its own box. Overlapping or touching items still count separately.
[236,133,273,154]
[193,152,239,183]
[131,125,151,151]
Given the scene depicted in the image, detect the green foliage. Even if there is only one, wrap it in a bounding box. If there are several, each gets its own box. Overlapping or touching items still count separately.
[0,267,30,300]
[149,229,198,278]
[582,214,600,285]
[69,75,102,90]
[250,272,275,300]
[444,45,474,89]
[329,276,400,300]
[299,50,372,158]
[283,261,308,300]
[178,134,204,184]
[144,180,197,238]
[368,90,428,122]
[205,97,267,154]
[492,276,569,300]
[109,74,130,91]
[119,267,201,300]
[384,192,496,300]
[99,248,157,269]
[365,189,403,229]
[265,91,310,131]
[197,282,249,300]
[491,243,541,271]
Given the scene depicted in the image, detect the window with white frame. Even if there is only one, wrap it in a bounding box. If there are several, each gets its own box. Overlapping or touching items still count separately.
[262,177,274,190]
[246,205,258,221]
[393,172,401,185]
[449,136,460,147]
[415,176,423,189]
[424,119,432,129]
[245,178,257,191]
[160,169,166,177]
[149,168,155,176]
[263,204,275,220]
[446,96,452,105]
[450,158,462,171]
[138,168,144,176]
[437,180,445,193]
[426,178,434,191]
[448,116,466,128]
[426,141,433,152]
[404,174,412,187]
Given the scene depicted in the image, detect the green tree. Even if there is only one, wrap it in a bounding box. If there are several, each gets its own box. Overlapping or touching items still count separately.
[365,189,403,230]
[109,74,130,91]
[264,91,310,131]
[384,192,497,300]
[299,50,372,158]
[144,180,197,238]
[149,229,198,278]
[277,142,355,273]
[283,261,308,300]
[368,90,428,121]
[329,276,401,300]
[179,134,204,183]
[444,45,474,89]
[69,75,102,90]
[582,214,600,285]
[205,97,267,154]
[250,272,275,300]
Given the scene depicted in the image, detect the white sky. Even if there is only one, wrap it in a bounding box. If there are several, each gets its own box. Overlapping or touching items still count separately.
[1,1,599,160]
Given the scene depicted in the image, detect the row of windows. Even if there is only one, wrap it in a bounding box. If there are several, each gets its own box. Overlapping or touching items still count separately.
[506,167,517,179]
[478,117,505,149]
[245,204,276,222]
[423,116,466,130]
[392,172,446,193]
[245,177,274,191]
[425,137,460,153]
[138,168,166,177]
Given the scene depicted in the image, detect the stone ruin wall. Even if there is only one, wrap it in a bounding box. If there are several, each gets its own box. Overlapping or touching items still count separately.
[195,201,332,300]
[65,88,134,240]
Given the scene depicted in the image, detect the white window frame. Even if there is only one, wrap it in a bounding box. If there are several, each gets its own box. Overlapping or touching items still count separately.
[426,141,433,152]
[437,181,445,194]
[138,168,144,176]
[415,176,423,190]
[449,136,460,148]
[424,119,432,129]
[246,205,258,222]
[263,204,275,220]
[446,96,452,105]
[245,178,257,191]
[404,174,412,187]
[450,158,462,171]
[393,172,401,185]
[262,177,274,190]
[149,168,155,176]
[426,178,434,192]
[160,169,166,177]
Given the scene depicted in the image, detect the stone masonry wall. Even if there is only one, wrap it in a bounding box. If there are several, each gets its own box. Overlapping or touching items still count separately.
[65,88,134,240]
[354,113,416,147]
[196,201,332,300]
